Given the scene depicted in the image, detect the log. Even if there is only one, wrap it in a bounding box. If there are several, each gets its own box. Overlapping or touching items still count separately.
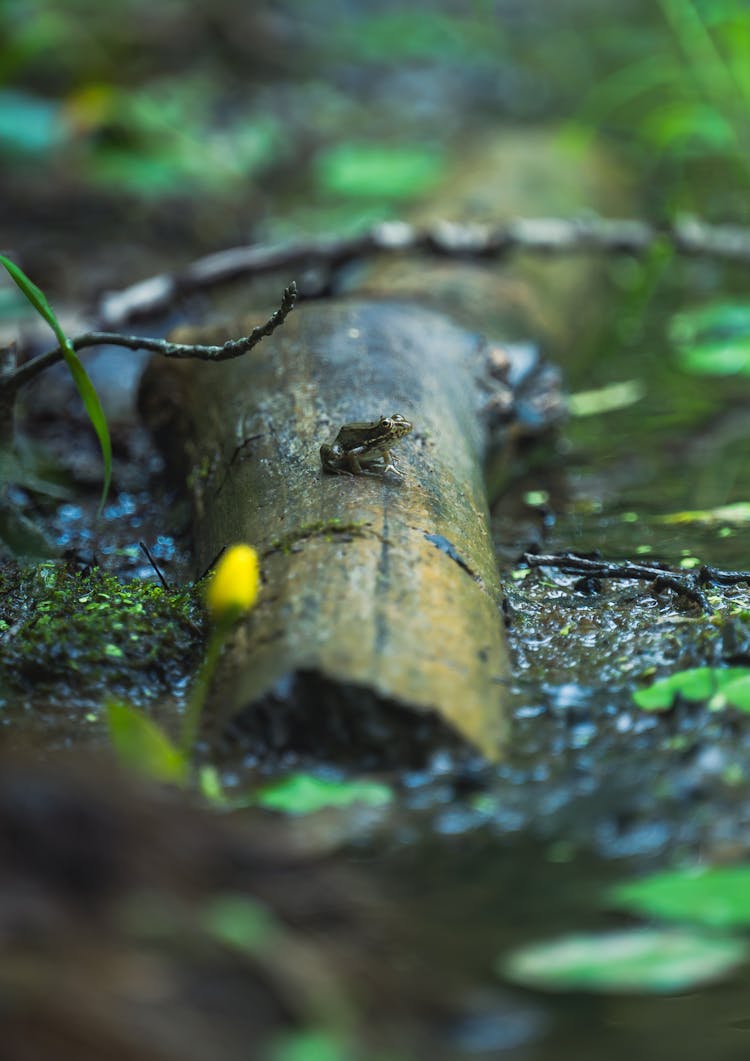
[140,132,627,765]
[140,299,542,764]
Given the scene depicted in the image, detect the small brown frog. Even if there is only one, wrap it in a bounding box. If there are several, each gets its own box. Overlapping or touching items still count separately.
[320,413,413,477]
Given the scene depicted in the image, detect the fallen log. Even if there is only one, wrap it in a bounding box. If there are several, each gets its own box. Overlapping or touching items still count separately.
[140,298,556,764]
[140,131,627,765]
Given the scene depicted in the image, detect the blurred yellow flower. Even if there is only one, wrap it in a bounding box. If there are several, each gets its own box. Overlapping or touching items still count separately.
[206,544,260,621]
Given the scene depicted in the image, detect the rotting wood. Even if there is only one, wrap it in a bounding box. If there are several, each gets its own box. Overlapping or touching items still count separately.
[140,298,546,764]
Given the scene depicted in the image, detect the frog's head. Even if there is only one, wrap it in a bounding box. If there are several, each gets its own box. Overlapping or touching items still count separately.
[380,413,413,441]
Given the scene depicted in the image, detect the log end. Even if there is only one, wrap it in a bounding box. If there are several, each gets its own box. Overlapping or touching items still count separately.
[216,667,475,769]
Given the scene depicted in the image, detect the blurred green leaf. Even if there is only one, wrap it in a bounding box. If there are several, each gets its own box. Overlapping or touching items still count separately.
[202,894,278,954]
[345,11,505,62]
[641,99,736,151]
[670,302,750,376]
[0,89,65,154]
[670,302,750,342]
[659,501,750,525]
[568,379,645,417]
[257,773,393,815]
[500,928,746,993]
[0,254,112,513]
[714,673,750,711]
[677,337,750,375]
[611,864,750,928]
[633,666,750,711]
[268,1030,351,1061]
[106,701,187,784]
[315,142,444,199]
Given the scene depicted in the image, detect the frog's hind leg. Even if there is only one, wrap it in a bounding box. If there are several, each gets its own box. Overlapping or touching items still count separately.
[345,452,364,474]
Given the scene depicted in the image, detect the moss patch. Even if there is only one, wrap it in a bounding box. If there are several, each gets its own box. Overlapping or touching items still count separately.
[0,560,205,708]
[266,519,372,555]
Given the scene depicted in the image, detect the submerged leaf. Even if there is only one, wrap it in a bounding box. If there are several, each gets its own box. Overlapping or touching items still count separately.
[500,928,745,994]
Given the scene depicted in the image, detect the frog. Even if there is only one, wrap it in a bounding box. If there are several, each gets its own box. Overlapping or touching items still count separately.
[320,413,413,477]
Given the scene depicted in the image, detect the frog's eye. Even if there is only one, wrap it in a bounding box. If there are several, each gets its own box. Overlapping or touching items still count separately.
[380,417,393,428]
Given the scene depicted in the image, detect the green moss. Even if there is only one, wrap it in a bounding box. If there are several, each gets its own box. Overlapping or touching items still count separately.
[267,519,372,555]
[186,453,217,493]
[0,560,205,708]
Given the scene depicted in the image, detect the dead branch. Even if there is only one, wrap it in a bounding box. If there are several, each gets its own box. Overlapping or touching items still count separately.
[99,216,750,327]
[7,282,296,391]
[521,552,734,613]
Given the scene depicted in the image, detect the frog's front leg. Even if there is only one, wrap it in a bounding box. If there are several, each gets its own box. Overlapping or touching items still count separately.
[378,448,405,477]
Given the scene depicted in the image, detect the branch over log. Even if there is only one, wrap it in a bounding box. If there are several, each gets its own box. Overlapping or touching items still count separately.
[8,283,296,391]
[102,216,750,326]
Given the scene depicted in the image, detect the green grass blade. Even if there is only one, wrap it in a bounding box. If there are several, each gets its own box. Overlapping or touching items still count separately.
[0,253,64,341]
[1,254,112,513]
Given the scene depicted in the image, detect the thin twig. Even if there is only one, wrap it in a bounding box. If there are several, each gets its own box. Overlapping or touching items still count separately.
[97,216,750,326]
[699,564,750,587]
[523,552,712,613]
[8,281,297,391]
[139,540,170,591]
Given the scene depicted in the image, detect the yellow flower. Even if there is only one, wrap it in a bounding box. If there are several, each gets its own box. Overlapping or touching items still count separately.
[205,544,260,621]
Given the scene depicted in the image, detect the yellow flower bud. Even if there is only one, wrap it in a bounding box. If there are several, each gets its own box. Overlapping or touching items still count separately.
[205,544,260,621]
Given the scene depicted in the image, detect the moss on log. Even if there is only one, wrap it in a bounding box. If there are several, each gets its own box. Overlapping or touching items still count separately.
[141,299,526,764]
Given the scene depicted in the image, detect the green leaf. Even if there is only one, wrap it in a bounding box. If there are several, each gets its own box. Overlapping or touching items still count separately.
[659,501,750,525]
[0,89,65,155]
[315,142,444,200]
[669,302,750,376]
[199,764,227,806]
[641,100,735,151]
[0,255,112,513]
[500,928,746,994]
[633,666,750,711]
[610,864,750,928]
[677,337,750,375]
[670,302,750,343]
[0,253,63,334]
[268,1030,351,1061]
[568,379,645,417]
[257,773,393,815]
[106,701,187,785]
[202,894,278,954]
[67,354,112,513]
[718,674,750,711]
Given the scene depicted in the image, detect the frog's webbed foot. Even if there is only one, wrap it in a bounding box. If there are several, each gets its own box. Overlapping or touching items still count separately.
[379,448,405,477]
